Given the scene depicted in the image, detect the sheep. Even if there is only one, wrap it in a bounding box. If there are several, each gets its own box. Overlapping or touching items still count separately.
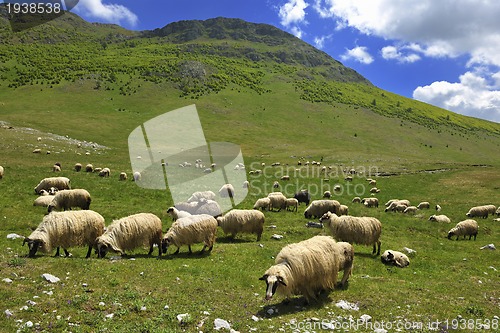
[345,175,353,182]
[381,250,410,268]
[162,214,218,254]
[47,189,91,213]
[219,183,235,198]
[403,206,418,214]
[273,181,280,189]
[23,210,105,258]
[85,164,94,172]
[416,201,430,209]
[368,179,377,186]
[0,165,3,179]
[352,197,361,204]
[48,187,59,195]
[339,204,349,216]
[175,201,202,214]
[253,197,271,211]
[133,171,141,181]
[333,185,341,191]
[447,219,478,240]
[187,191,216,203]
[267,192,287,212]
[385,199,399,207]
[39,189,50,196]
[167,207,192,221]
[259,235,354,303]
[98,167,110,177]
[95,213,163,258]
[119,172,128,181]
[369,187,380,193]
[384,200,408,212]
[466,205,496,219]
[34,177,71,194]
[319,211,382,255]
[496,207,500,216]
[294,190,311,206]
[323,190,332,198]
[32,148,41,154]
[280,175,290,181]
[33,195,55,207]
[216,209,265,241]
[304,200,340,219]
[74,163,82,172]
[429,214,451,223]
[435,204,442,212]
[361,197,379,208]
[285,198,299,212]
[52,164,61,172]
[195,199,223,217]
[242,180,249,188]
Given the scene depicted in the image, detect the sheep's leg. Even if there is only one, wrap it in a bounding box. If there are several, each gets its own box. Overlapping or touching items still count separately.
[473,234,477,241]
[63,248,71,257]
[148,244,154,255]
[199,245,206,254]
[375,241,381,255]
[54,247,61,257]
[208,244,214,252]
[188,245,192,254]
[85,246,92,258]
[173,247,180,255]
[257,233,262,242]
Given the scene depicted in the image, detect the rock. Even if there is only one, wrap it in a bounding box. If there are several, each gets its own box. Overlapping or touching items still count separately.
[3,278,13,283]
[271,234,283,240]
[177,313,190,324]
[335,300,359,311]
[214,318,231,330]
[403,247,416,254]
[251,315,260,322]
[6,233,23,240]
[359,314,372,323]
[41,273,60,283]
[480,244,496,250]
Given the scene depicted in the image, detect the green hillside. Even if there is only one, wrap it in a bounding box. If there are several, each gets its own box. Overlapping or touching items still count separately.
[0,11,499,333]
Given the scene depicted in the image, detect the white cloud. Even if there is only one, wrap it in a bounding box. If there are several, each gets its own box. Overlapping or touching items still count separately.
[381,45,420,63]
[278,0,309,26]
[313,34,332,49]
[74,0,138,27]
[290,26,304,38]
[341,46,374,65]
[413,72,500,123]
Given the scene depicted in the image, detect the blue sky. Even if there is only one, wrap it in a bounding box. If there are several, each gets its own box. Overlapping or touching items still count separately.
[34,1,500,122]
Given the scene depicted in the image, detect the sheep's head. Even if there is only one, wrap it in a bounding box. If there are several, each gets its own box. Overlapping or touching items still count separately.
[23,238,44,257]
[465,212,471,217]
[95,238,120,258]
[428,215,436,221]
[447,231,455,240]
[259,274,287,300]
[161,235,173,254]
[47,204,55,213]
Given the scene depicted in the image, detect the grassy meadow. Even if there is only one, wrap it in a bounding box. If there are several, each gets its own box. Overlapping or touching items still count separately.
[0,13,499,333]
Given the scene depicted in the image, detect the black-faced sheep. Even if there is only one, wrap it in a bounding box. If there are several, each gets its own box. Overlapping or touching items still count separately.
[162,214,218,254]
[34,177,71,194]
[267,192,287,212]
[403,206,418,214]
[429,214,451,223]
[286,198,299,212]
[74,163,82,172]
[352,197,361,204]
[381,250,410,267]
[253,197,270,211]
[466,205,496,219]
[385,200,409,212]
[47,189,91,213]
[293,190,311,206]
[361,197,379,208]
[119,172,127,181]
[85,164,94,172]
[435,204,442,212]
[323,190,332,198]
[259,235,353,304]
[219,184,235,198]
[95,213,163,258]
[167,207,192,221]
[304,199,340,219]
[98,167,110,177]
[417,202,430,209]
[216,209,265,241]
[320,211,382,255]
[23,210,105,258]
[447,219,478,240]
[496,206,500,216]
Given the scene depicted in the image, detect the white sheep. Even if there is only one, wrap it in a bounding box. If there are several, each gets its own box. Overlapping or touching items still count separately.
[368,179,377,186]
[47,189,91,213]
[95,213,163,258]
[403,206,418,214]
[33,195,55,207]
[253,197,271,211]
[285,198,299,212]
[280,175,290,181]
[162,214,218,254]
[369,187,380,193]
[242,180,250,188]
[34,177,71,194]
[339,204,349,216]
[23,210,105,258]
[187,191,216,203]
[0,165,3,179]
[466,205,496,219]
[167,207,192,221]
[259,235,354,303]
[381,250,410,268]
[219,183,235,198]
[216,209,265,241]
[429,214,451,223]
[52,164,61,172]
[320,211,382,255]
[175,201,202,214]
[352,197,361,204]
[273,181,280,189]
[447,219,478,240]
[416,202,430,209]
[323,190,332,198]
[304,199,340,219]
[195,199,222,217]
[119,172,128,181]
[85,164,94,172]
[385,199,399,207]
[98,167,110,177]
[74,163,82,172]
[267,192,287,212]
[362,197,379,208]
[385,200,409,212]
[435,204,442,212]
[133,171,141,181]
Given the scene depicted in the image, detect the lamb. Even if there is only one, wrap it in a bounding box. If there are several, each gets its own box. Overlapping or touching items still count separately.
[33,195,55,207]
[162,214,218,254]
[285,198,299,212]
[267,192,287,212]
[85,164,94,172]
[416,201,430,209]
[133,171,141,181]
[429,214,451,223]
[293,190,311,206]
[304,200,340,219]
[74,163,82,172]
[447,219,478,240]
[119,172,128,181]
[95,213,163,258]
[187,191,216,203]
[216,209,265,241]
[167,207,192,221]
[403,206,418,214]
[34,177,71,194]
[339,204,349,216]
[466,205,496,219]
[361,197,379,208]
[381,250,410,268]
[0,165,4,179]
[219,183,235,198]
[253,197,271,211]
[259,235,354,303]
[23,210,105,258]
[47,189,91,213]
[319,211,382,255]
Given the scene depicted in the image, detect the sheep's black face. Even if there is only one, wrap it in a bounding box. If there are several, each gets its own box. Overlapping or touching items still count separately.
[97,245,108,258]
[447,232,454,240]
[24,239,42,257]
[161,238,170,254]
[259,274,286,300]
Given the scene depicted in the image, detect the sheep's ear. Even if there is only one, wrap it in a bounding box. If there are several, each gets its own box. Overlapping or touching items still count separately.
[277,276,287,286]
[259,274,268,281]
[387,251,394,260]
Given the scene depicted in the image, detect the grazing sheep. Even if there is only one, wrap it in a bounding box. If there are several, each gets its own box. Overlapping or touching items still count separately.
[385,200,409,212]
[47,189,91,213]
[23,210,105,258]
[435,204,442,212]
[96,213,163,258]
[339,205,349,216]
[280,175,290,181]
[162,214,218,254]
[0,165,3,179]
[85,164,94,172]
[370,187,380,193]
[403,206,418,214]
[133,171,141,181]
[385,199,399,207]
[74,163,82,172]
[195,199,223,217]
[362,197,379,208]
[217,209,265,241]
[496,207,500,216]
[345,175,353,182]
[285,198,299,212]
[417,201,430,209]
[34,177,71,194]
[323,190,332,198]
[381,250,410,268]
[267,192,287,212]
[304,199,340,219]
[368,179,377,186]
[52,164,61,172]
[259,235,354,303]
[219,184,235,198]
[253,197,271,211]
[33,195,55,207]
[333,185,341,191]
[320,211,382,255]
[352,197,361,204]
[429,214,451,223]
[273,181,280,189]
[294,190,311,206]
[187,191,216,203]
[119,172,128,181]
[447,219,478,240]
[466,205,496,219]
[167,207,192,221]
[242,180,250,188]
[32,148,41,154]
[98,167,110,177]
